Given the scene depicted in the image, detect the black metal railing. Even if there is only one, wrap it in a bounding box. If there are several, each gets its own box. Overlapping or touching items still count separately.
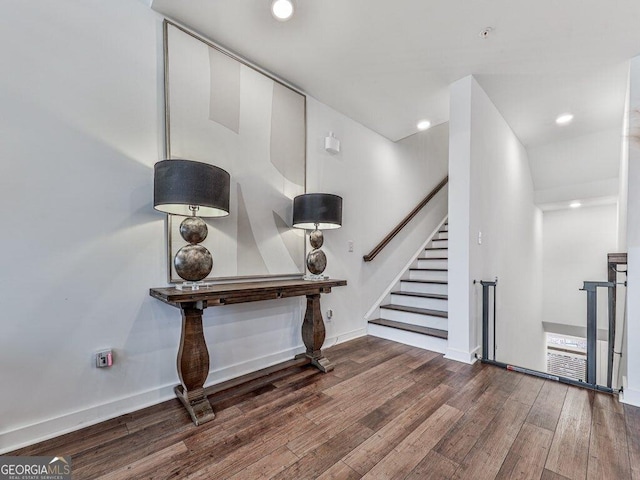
[479,280,497,362]
[607,253,628,388]
[478,278,615,394]
[580,281,614,386]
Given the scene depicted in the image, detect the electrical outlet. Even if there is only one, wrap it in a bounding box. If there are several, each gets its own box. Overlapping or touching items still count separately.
[96,350,113,368]
[326,309,333,321]
[478,231,482,245]
[348,240,354,253]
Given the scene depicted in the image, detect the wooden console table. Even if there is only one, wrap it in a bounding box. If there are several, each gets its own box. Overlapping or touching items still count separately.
[149,278,347,425]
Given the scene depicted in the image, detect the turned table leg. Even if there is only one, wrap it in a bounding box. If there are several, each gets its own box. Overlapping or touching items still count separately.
[174,302,215,425]
[302,294,334,372]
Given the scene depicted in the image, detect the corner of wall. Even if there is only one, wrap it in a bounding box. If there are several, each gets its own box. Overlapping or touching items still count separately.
[621,386,640,408]
[447,75,474,360]
[445,346,480,364]
[622,55,640,403]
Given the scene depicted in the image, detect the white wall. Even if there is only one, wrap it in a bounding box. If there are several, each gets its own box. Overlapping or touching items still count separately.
[306,99,449,341]
[447,77,475,363]
[616,68,631,389]
[619,72,630,252]
[528,129,620,192]
[0,0,174,452]
[542,204,618,329]
[530,129,620,210]
[0,1,448,452]
[623,55,640,406]
[448,76,545,370]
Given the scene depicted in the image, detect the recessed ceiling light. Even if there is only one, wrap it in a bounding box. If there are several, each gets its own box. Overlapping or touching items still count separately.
[556,113,574,125]
[271,0,294,21]
[570,202,581,208]
[417,120,431,131]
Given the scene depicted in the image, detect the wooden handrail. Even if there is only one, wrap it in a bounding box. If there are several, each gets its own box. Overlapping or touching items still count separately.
[363,175,448,262]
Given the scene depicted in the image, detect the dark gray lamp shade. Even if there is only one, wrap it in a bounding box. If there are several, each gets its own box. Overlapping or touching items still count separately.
[292,193,342,230]
[154,159,230,217]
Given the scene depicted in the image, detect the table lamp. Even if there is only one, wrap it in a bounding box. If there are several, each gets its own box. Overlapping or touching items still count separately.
[154,159,230,288]
[292,193,342,280]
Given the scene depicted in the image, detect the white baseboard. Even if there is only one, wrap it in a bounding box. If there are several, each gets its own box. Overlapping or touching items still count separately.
[620,385,640,407]
[444,345,479,364]
[0,382,180,455]
[334,327,368,345]
[0,329,364,455]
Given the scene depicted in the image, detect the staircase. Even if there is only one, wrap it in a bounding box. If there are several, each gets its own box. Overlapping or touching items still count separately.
[367,221,449,353]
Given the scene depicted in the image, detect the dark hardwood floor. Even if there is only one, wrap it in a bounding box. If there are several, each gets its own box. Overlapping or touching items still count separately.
[9,336,640,479]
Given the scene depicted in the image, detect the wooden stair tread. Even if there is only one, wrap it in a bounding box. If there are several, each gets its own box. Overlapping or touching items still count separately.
[417,257,448,260]
[380,304,448,318]
[368,318,448,339]
[424,247,447,251]
[392,292,448,300]
[409,268,447,272]
[401,279,448,285]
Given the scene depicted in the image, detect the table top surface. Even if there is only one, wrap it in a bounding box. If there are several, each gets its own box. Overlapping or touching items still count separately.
[150,278,347,307]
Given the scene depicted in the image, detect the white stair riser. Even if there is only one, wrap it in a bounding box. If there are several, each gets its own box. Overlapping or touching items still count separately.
[423,249,448,259]
[410,269,448,282]
[400,281,447,295]
[431,239,448,248]
[441,224,448,231]
[437,231,448,240]
[380,308,449,330]
[390,294,448,311]
[368,323,447,354]
[416,258,448,269]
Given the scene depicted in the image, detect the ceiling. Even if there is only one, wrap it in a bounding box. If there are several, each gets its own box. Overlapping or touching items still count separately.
[151,0,640,197]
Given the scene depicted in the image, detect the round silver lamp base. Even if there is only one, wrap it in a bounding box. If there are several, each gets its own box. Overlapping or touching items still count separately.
[174,215,214,283]
[306,248,327,275]
[179,216,208,244]
[306,228,328,280]
[174,244,213,282]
